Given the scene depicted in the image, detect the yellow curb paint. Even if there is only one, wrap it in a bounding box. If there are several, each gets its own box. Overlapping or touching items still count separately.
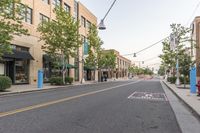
[0,80,141,118]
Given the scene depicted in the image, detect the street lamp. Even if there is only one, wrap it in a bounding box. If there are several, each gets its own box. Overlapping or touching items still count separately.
[98,0,117,30]
[170,33,180,85]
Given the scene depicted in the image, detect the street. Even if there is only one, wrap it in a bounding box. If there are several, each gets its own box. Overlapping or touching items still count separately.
[0,79,185,133]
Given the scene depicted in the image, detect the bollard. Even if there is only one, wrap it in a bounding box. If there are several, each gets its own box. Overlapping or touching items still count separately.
[37,69,43,89]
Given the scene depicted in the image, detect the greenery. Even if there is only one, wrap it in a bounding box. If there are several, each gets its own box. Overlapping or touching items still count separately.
[49,76,74,85]
[129,66,154,75]
[158,65,165,76]
[49,77,64,85]
[85,25,103,70]
[37,7,80,84]
[159,24,195,84]
[0,76,12,91]
[167,76,190,84]
[65,77,73,84]
[0,0,29,59]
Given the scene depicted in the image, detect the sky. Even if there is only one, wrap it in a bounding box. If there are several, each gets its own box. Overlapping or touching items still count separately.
[78,0,200,71]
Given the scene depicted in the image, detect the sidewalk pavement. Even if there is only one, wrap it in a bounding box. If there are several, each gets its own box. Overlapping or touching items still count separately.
[0,81,97,96]
[163,80,200,119]
[0,78,132,96]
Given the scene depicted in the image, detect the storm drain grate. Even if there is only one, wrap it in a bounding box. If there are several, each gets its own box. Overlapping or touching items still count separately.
[128,92,168,101]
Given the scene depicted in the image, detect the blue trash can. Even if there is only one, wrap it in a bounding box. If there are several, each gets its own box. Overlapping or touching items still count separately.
[37,69,43,88]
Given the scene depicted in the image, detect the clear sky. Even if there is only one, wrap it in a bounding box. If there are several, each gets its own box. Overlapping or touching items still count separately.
[78,0,200,70]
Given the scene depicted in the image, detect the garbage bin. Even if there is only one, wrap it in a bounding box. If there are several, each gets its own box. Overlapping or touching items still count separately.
[38,69,43,88]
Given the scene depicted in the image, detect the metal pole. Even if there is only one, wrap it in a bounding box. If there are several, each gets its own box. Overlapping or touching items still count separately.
[175,35,180,86]
[176,58,180,85]
[102,0,117,21]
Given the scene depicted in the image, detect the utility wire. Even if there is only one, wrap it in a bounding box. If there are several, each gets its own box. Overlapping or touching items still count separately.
[123,0,200,57]
[122,36,169,56]
[186,0,200,26]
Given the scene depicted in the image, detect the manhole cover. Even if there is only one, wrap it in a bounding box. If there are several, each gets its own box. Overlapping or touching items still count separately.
[128,92,168,101]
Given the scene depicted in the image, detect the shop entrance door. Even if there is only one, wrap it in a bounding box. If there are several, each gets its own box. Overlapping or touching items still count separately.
[5,61,15,84]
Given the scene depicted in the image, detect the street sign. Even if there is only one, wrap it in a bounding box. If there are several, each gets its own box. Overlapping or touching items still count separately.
[170,33,176,51]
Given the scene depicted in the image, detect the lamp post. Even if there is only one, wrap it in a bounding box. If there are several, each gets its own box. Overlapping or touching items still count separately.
[170,33,180,85]
[98,0,117,30]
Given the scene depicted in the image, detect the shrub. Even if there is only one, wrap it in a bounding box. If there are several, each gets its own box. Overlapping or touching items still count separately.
[0,76,12,91]
[49,77,64,85]
[167,76,176,84]
[65,77,74,84]
[180,76,190,84]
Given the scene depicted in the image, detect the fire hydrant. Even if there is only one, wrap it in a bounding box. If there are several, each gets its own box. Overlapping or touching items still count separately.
[195,80,200,96]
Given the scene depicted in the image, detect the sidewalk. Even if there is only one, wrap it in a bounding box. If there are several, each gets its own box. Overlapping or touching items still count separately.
[0,81,97,96]
[163,80,200,119]
[0,78,131,96]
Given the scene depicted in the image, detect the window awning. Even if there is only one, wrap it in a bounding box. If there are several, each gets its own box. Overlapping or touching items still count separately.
[3,50,34,60]
[84,66,95,70]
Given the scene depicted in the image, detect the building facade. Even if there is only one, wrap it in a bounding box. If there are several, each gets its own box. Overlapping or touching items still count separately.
[191,17,200,82]
[102,49,131,79]
[0,0,97,84]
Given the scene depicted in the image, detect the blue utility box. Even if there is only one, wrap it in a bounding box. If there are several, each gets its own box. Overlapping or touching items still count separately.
[37,69,43,88]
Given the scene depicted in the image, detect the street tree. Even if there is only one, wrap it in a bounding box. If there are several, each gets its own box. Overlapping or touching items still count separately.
[85,25,102,70]
[37,7,80,84]
[99,50,116,78]
[158,65,165,76]
[160,23,194,84]
[0,0,29,59]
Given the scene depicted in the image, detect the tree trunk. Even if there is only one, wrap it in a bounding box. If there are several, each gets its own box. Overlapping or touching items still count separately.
[184,75,186,89]
[62,52,65,85]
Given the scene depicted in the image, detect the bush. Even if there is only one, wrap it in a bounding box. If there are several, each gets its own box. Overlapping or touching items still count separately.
[65,77,73,84]
[180,76,190,84]
[167,77,176,84]
[49,77,64,85]
[0,76,12,91]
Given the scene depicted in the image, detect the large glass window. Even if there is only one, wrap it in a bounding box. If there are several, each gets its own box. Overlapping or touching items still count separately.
[64,3,70,13]
[52,0,61,7]
[19,4,33,24]
[0,63,5,75]
[15,60,29,84]
[39,13,49,23]
[74,0,78,20]
[81,16,86,27]
[42,0,49,4]
[86,20,91,29]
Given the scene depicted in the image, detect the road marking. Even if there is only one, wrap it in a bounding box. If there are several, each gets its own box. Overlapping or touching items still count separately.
[128,91,168,101]
[0,80,142,118]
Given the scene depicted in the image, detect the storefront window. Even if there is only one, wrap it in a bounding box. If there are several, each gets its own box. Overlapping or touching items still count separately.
[15,60,29,83]
[0,63,5,75]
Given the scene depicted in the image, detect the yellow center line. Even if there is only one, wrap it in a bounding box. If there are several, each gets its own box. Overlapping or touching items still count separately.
[0,80,141,118]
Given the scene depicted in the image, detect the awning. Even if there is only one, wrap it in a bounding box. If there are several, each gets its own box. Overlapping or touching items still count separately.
[66,64,77,69]
[84,66,95,70]
[3,50,34,60]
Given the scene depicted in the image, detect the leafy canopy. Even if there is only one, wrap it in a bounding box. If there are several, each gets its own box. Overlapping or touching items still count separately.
[0,0,29,59]
[37,7,81,60]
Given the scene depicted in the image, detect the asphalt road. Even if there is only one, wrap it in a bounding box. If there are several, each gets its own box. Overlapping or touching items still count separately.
[0,79,181,133]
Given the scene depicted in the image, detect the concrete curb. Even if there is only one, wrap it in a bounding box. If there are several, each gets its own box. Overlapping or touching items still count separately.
[0,80,128,97]
[162,80,200,121]
[0,82,99,97]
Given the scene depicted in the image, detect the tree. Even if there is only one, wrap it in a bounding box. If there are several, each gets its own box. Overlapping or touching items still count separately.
[160,23,194,85]
[85,25,102,70]
[37,7,80,84]
[158,65,165,76]
[0,0,29,59]
[97,50,116,79]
